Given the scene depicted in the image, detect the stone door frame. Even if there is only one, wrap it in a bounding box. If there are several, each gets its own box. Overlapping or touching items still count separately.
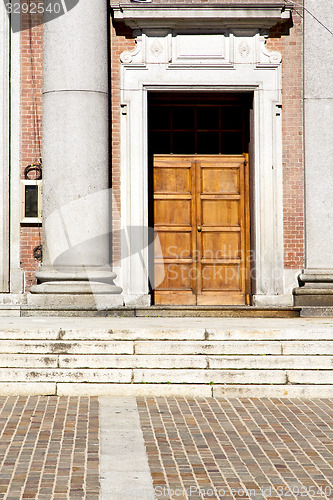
[118,29,288,306]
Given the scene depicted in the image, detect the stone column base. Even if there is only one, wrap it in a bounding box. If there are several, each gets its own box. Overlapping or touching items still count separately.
[293,269,333,306]
[30,267,123,308]
[27,293,124,309]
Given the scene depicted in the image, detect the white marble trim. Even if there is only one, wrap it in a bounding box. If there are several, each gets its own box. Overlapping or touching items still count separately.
[10,15,24,294]
[0,2,10,292]
[119,30,288,305]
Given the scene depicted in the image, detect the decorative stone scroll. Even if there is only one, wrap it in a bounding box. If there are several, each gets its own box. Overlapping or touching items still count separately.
[120,34,143,64]
[257,29,282,65]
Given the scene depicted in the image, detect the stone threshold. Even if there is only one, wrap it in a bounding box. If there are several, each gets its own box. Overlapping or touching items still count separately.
[0,304,301,318]
[135,306,300,318]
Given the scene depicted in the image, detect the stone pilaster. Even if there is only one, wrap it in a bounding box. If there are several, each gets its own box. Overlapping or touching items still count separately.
[294,0,333,306]
[0,1,10,293]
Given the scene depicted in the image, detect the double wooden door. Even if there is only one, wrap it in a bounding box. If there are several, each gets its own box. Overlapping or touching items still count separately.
[153,155,251,305]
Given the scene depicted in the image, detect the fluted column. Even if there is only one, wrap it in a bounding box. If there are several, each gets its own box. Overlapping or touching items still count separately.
[30,0,123,306]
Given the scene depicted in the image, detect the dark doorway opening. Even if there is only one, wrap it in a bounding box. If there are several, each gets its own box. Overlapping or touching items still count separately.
[148,92,253,304]
[148,92,252,156]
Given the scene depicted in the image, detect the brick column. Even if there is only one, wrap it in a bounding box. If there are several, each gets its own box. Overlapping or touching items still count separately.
[30,0,123,307]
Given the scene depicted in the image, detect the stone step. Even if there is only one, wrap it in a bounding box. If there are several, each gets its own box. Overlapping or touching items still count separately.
[0,367,330,385]
[0,368,132,383]
[0,319,331,396]
[3,305,333,318]
[0,305,303,318]
[2,383,333,398]
[2,339,333,355]
[2,354,333,370]
[300,307,333,317]
[0,367,284,384]
[0,340,134,354]
[58,355,333,369]
[133,369,287,384]
[1,327,333,341]
[134,341,282,355]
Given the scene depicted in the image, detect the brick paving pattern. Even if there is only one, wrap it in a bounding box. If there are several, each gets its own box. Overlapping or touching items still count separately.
[1,396,333,500]
[138,398,333,500]
[0,396,99,500]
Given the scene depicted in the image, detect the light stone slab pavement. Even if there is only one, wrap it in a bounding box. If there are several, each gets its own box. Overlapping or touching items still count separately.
[99,397,155,500]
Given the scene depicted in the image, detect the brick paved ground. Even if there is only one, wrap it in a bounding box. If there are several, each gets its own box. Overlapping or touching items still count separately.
[0,397,99,500]
[1,397,333,500]
[138,398,333,500]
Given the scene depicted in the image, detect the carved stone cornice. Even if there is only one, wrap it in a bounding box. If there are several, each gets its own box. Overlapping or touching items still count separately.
[111,3,292,30]
[119,30,283,68]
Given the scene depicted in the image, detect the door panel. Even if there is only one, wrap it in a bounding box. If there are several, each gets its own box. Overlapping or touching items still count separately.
[153,157,196,305]
[202,232,240,259]
[154,167,191,193]
[153,155,250,305]
[201,168,239,194]
[157,232,192,258]
[154,199,192,226]
[201,200,239,226]
[197,156,248,305]
[201,264,241,289]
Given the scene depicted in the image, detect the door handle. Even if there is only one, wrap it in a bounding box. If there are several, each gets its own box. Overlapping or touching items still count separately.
[197,226,202,232]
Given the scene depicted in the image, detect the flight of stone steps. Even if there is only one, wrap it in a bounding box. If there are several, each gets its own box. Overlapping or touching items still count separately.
[0,320,332,397]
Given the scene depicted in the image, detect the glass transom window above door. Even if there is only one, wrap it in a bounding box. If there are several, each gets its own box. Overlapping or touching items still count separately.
[148,92,251,156]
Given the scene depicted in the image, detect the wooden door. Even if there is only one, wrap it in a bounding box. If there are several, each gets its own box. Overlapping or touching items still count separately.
[153,155,250,305]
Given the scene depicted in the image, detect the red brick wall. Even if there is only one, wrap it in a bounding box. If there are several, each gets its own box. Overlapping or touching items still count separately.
[268,14,304,269]
[110,25,135,266]
[20,226,42,290]
[20,14,43,291]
